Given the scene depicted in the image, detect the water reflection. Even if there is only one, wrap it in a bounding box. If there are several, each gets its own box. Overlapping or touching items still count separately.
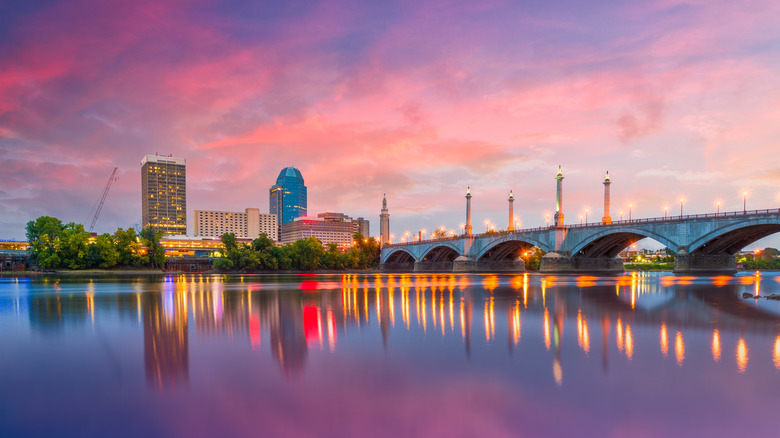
[3,272,780,386]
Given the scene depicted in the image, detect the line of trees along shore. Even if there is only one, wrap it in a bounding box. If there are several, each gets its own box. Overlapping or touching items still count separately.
[25,216,164,269]
[213,232,380,271]
[24,215,380,271]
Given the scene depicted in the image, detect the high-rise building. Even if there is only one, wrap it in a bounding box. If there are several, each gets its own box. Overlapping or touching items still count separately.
[141,154,187,235]
[193,208,278,240]
[270,167,307,237]
[353,217,370,237]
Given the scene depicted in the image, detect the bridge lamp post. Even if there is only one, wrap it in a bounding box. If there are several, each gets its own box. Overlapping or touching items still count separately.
[579,215,583,225]
[585,208,589,224]
[743,191,748,214]
[680,198,684,218]
[716,201,721,215]
[545,213,550,227]
[628,203,633,221]
[664,206,668,219]
[619,211,623,221]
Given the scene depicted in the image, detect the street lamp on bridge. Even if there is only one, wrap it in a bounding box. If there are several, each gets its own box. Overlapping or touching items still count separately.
[680,198,684,218]
[619,211,623,221]
[585,208,589,224]
[628,203,633,221]
[743,191,748,214]
[664,206,668,219]
[716,200,721,215]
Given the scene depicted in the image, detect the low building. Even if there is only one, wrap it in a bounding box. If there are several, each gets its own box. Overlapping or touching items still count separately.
[281,214,355,246]
[194,208,278,241]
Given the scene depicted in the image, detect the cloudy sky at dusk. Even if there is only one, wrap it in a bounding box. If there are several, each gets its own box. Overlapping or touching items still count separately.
[2,0,779,247]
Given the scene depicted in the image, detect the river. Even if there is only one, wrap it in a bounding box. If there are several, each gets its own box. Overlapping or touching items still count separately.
[1,272,779,437]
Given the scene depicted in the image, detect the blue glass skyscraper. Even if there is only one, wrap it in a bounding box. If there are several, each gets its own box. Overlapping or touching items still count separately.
[269,167,307,237]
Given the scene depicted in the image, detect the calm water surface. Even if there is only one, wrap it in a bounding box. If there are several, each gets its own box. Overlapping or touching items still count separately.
[1,272,780,437]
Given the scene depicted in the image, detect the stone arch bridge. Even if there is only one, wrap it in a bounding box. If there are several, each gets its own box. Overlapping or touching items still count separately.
[380,209,780,274]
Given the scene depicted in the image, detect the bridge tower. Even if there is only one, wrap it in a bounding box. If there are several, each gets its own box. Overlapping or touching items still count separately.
[554,166,564,227]
[507,191,515,231]
[602,171,612,225]
[380,194,390,245]
[465,187,473,236]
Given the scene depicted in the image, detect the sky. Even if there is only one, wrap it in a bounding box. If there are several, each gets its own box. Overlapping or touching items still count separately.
[1,0,779,249]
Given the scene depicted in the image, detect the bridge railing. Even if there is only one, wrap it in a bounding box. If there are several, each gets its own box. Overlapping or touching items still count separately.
[383,208,780,248]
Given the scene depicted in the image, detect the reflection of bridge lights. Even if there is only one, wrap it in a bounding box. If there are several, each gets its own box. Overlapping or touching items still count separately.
[625,326,633,360]
[543,309,551,350]
[712,330,721,362]
[774,337,780,370]
[675,331,685,366]
[737,338,748,373]
[553,359,562,387]
[660,324,669,357]
[616,319,624,351]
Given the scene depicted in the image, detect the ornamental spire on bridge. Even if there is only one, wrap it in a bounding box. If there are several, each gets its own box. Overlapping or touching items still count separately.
[602,172,612,225]
[380,194,390,245]
[508,190,515,231]
[554,166,564,227]
[465,187,473,236]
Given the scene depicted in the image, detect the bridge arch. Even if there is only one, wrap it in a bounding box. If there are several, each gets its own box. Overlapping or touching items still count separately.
[688,219,780,255]
[382,247,417,264]
[475,234,549,261]
[570,227,680,258]
[420,242,462,262]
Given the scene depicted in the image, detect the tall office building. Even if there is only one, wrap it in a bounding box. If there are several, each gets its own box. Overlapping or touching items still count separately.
[141,154,187,235]
[270,167,307,237]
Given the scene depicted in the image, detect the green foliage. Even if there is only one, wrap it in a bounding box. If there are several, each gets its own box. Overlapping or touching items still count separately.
[87,233,120,268]
[26,216,65,268]
[113,228,142,266]
[520,247,546,271]
[139,227,165,269]
[213,257,234,270]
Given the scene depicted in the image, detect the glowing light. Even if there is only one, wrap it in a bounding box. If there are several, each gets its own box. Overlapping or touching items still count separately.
[625,326,633,360]
[773,337,780,370]
[712,329,721,362]
[660,324,669,357]
[616,319,624,351]
[737,338,748,373]
[543,309,551,350]
[675,331,685,366]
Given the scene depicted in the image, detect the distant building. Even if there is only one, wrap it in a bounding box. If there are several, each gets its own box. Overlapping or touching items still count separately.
[353,217,370,237]
[193,208,278,240]
[270,167,307,237]
[281,213,354,246]
[141,154,187,235]
[380,194,389,245]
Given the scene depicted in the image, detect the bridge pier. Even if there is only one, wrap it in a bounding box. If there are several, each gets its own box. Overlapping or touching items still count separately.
[539,252,624,274]
[674,251,736,275]
[452,256,525,272]
[414,261,454,272]
[381,262,415,272]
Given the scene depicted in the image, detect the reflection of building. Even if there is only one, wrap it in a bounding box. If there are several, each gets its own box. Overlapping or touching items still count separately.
[270,297,307,378]
[280,213,355,246]
[143,290,189,391]
[270,167,307,238]
[194,208,278,240]
[141,154,187,235]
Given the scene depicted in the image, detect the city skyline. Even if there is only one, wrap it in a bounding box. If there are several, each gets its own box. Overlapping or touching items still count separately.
[2,0,780,249]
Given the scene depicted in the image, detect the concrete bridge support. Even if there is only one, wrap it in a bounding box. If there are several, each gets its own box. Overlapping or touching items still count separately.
[539,252,624,274]
[414,261,455,272]
[452,256,525,272]
[673,247,736,274]
[381,262,415,272]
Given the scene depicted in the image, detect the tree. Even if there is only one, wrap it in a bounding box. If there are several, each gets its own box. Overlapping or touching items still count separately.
[139,227,165,269]
[113,228,142,266]
[87,233,120,268]
[291,237,324,270]
[26,216,65,268]
[58,223,91,269]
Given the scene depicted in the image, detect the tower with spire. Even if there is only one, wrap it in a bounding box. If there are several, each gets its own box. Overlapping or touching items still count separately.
[380,194,390,245]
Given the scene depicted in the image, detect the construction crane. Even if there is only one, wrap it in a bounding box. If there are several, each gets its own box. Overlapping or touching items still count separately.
[87,167,118,233]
